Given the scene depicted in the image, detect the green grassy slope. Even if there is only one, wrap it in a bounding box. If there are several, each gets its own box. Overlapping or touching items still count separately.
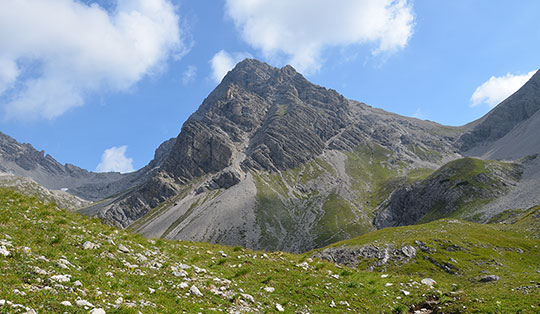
[317,219,540,313]
[0,187,486,314]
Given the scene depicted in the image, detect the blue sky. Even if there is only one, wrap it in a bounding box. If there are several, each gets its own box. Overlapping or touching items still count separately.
[0,0,539,172]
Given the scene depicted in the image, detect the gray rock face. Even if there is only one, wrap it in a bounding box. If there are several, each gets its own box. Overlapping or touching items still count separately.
[313,244,417,269]
[0,132,175,201]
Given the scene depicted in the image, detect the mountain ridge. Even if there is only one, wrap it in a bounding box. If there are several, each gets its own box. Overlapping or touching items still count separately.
[91,59,465,252]
[0,131,175,201]
[2,59,540,255]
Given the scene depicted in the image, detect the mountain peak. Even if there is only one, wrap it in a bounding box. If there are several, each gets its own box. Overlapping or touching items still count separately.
[223,59,302,86]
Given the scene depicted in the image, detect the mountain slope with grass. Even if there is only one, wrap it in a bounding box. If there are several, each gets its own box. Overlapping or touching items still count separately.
[90,59,463,253]
[374,157,523,228]
[1,187,539,313]
[82,61,540,254]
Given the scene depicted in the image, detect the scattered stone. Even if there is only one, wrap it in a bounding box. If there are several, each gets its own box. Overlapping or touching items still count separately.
[402,290,410,296]
[118,244,130,253]
[60,301,72,306]
[478,275,500,283]
[83,241,97,250]
[75,300,94,308]
[339,301,350,306]
[381,274,388,278]
[172,270,188,277]
[385,283,393,287]
[73,280,83,287]
[0,246,10,257]
[0,299,5,306]
[179,282,189,289]
[329,300,336,308]
[421,278,437,287]
[190,285,203,297]
[276,303,285,312]
[23,309,36,314]
[51,274,71,283]
[415,240,436,254]
[12,289,26,296]
[136,253,148,263]
[89,309,106,314]
[401,245,417,258]
[263,286,275,293]
[33,266,48,275]
[296,262,309,270]
[56,258,74,269]
[105,272,114,277]
[424,256,458,274]
[178,263,191,270]
[193,266,207,274]
[241,293,255,303]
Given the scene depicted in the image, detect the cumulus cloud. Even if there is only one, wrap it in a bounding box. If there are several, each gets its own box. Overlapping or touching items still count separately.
[0,58,19,95]
[470,70,537,108]
[0,0,187,120]
[209,50,252,83]
[225,0,414,72]
[96,146,134,173]
[182,65,197,85]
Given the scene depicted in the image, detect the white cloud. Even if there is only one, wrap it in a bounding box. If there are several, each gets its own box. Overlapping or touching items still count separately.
[96,146,134,173]
[0,0,187,120]
[182,65,197,85]
[225,0,414,73]
[0,58,19,95]
[209,50,252,83]
[470,70,537,108]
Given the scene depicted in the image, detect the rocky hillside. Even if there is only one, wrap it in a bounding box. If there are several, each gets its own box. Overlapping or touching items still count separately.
[2,187,539,313]
[92,59,463,253]
[374,157,522,228]
[0,132,175,201]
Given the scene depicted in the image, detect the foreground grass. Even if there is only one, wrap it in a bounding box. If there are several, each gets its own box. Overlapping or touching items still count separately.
[1,187,538,313]
[0,188,446,313]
